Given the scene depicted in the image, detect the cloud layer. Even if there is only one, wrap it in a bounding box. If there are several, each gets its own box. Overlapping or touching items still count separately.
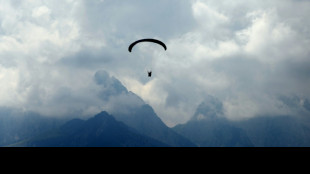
[1,0,310,126]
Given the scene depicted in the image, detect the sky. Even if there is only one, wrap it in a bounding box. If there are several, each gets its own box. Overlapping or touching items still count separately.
[0,0,310,126]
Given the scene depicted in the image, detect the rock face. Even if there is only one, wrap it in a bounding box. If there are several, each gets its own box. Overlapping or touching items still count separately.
[112,104,196,147]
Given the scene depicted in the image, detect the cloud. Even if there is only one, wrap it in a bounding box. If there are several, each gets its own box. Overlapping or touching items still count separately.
[0,0,310,126]
[192,1,229,29]
[149,0,310,124]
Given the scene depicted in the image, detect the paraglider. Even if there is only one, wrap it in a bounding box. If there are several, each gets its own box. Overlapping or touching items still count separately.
[128,38,167,77]
[128,39,167,53]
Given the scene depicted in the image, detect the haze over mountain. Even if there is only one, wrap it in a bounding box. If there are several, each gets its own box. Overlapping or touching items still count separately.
[173,96,254,147]
[0,108,64,146]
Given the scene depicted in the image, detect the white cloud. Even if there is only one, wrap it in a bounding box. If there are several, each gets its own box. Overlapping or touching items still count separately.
[32,6,51,18]
[236,9,307,64]
[192,1,229,29]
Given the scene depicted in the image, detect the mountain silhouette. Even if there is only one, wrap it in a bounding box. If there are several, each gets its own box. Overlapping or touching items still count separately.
[11,111,169,147]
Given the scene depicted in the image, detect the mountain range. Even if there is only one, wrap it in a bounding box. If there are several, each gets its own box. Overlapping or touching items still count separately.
[1,71,310,147]
[173,96,310,147]
[0,71,196,147]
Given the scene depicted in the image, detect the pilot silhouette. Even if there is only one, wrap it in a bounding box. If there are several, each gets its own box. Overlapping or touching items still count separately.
[147,71,152,77]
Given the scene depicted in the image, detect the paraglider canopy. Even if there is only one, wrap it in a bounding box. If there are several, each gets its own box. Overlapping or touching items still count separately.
[128,38,167,52]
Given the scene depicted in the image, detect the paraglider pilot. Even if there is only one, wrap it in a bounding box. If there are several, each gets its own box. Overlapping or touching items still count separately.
[148,71,152,77]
